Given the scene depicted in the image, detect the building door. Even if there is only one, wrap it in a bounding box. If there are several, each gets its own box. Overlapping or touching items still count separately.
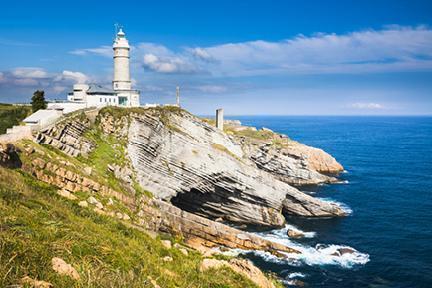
[119,97,128,106]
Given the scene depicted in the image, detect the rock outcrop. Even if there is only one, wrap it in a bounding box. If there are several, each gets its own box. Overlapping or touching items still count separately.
[200,258,276,288]
[228,125,344,186]
[31,107,345,229]
[36,115,94,157]
[22,154,301,255]
[126,109,344,228]
[0,143,22,168]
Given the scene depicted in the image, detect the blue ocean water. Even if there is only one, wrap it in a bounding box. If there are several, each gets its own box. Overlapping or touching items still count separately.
[227,116,432,288]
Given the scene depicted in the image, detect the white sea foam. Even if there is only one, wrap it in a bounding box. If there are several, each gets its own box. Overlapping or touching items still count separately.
[287,272,306,279]
[336,180,349,184]
[262,224,316,239]
[284,244,370,268]
[281,272,307,286]
[283,279,301,286]
[318,197,353,215]
[248,224,369,269]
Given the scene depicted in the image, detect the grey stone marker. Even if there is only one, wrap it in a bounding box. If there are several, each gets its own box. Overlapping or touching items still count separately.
[216,108,224,130]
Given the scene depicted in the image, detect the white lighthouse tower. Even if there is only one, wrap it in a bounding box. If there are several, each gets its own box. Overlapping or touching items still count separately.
[112,27,140,107]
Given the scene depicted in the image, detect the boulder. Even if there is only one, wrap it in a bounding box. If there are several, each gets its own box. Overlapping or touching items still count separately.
[331,247,357,256]
[0,143,22,168]
[287,229,305,239]
[161,240,172,249]
[21,276,53,288]
[78,200,88,208]
[51,257,80,280]
[57,189,77,201]
[200,258,276,288]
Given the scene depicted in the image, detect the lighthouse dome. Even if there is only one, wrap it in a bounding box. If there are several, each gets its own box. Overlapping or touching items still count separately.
[117,28,125,37]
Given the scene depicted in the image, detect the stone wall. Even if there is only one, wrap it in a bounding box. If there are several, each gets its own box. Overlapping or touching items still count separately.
[0,125,32,144]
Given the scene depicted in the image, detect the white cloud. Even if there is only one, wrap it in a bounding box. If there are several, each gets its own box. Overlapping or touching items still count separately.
[0,67,90,96]
[55,70,89,84]
[52,85,67,93]
[350,102,384,109]
[197,85,227,93]
[68,26,432,76]
[11,67,48,79]
[70,45,112,57]
[142,53,198,73]
[194,26,432,75]
[189,47,213,61]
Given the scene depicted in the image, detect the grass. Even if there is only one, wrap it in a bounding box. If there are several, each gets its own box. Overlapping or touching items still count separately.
[229,128,275,141]
[211,144,242,162]
[0,167,259,288]
[79,128,131,194]
[0,103,32,134]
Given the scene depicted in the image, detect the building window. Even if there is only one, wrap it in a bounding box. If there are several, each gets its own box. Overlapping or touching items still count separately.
[100,98,102,102]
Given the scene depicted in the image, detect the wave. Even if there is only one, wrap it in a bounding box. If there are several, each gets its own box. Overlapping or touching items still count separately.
[285,244,370,268]
[260,224,316,239]
[237,244,369,269]
[282,273,307,286]
[246,224,369,269]
[318,197,353,215]
[287,272,306,279]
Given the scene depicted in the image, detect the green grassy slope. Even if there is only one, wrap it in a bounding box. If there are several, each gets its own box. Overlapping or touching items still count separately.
[0,167,258,288]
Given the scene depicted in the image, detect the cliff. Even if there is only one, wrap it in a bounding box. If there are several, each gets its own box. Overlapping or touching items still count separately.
[0,106,346,287]
[36,107,345,228]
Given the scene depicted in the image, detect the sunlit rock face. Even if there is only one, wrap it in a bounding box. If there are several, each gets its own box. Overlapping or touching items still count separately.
[33,107,345,228]
[127,109,344,228]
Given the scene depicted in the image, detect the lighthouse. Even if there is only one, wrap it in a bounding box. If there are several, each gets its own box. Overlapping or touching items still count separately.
[65,26,140,108]
[113,28,131,91]
[112,27,140,107]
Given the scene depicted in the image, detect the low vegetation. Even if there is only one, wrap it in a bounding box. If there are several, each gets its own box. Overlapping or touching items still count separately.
[0,166,259,287]
[0,103,32,134]
[211,143,242,161]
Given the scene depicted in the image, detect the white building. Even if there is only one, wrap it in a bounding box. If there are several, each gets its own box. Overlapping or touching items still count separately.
[23,109,63,130]
[66,28,140,108]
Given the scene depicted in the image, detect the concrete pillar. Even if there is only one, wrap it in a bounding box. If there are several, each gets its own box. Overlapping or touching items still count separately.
[216,108,224,130]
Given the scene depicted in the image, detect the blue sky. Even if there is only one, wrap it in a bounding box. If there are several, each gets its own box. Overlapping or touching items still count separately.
[0,0,431,115]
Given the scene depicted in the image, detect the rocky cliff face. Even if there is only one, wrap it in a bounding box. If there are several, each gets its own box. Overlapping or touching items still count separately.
[125,108,344,228]
[226,125,344,186]
[35,107,345,229]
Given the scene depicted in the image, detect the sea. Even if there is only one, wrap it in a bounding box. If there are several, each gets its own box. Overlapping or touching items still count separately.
[224,116,432,288]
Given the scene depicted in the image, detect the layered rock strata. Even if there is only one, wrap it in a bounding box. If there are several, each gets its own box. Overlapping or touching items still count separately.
[35,116,94,157]
[31,107,345,229]
[22,154,300,255]
[126,110,344,228]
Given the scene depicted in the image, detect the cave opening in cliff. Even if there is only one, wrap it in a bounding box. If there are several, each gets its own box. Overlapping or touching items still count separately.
[170,187,235,222]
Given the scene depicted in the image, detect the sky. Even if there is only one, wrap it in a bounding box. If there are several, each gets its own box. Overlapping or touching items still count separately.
[0,0,431,115]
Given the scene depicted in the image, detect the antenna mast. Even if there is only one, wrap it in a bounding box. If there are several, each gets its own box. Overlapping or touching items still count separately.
[114,23,122,38]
